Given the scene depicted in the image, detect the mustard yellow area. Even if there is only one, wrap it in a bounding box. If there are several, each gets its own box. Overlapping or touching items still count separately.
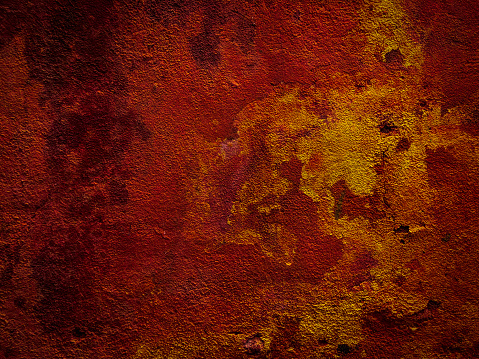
[300,299,365,355]
[358,0,424,69]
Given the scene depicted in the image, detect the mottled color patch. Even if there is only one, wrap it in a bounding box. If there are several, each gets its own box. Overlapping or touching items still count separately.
[1,0,479,358]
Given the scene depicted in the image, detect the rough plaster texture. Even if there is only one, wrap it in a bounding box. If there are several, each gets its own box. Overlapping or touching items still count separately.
[1,0,479,358]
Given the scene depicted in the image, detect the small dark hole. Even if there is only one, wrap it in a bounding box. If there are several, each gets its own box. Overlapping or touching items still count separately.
[14,297,25,308]
[400,239,405,244]
[337,343,351,354]
[72,327,87,338]
[244,334,264,355]
[394,225,410,234]
[379,122,398,134]
[427,300,441,310]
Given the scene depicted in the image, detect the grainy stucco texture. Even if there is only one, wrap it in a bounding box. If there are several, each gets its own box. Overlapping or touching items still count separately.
[1,0,479,358]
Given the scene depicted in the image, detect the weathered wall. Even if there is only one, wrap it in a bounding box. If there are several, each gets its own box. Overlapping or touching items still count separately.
[1,0,479,357]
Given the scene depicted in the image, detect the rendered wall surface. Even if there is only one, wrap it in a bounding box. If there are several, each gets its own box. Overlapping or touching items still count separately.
[1,0,479,358]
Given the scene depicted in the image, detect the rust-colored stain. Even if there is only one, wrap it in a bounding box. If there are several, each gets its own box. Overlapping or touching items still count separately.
[1,0,479,358]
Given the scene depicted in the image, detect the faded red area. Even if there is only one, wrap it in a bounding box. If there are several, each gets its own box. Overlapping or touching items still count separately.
[426,146,479,234]
[403,0,479,110]
[330,179,385,221]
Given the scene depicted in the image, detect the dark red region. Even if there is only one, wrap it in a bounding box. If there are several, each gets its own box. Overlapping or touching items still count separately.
[255,2,364,85]
[149,240,298,333]
[461,110,479,137]
[384,49,404,65]
[425,146,479,233]
[396,137,411,152]
[360,300,442,356]
[0,0,26,49]
[305,99,333,119]
[281,189,344,283]
[440,335,479,357]
[425,149,479,315]
[330,180,385,221]
[208,146,250,231]
[28,222,156,353]
[403,0,479,110]
[231,158,346,284]
[244,184,344,285]
[279,157,303,187]
[360,309,412,358]
[347,251,378,289]
[158,241,276,297]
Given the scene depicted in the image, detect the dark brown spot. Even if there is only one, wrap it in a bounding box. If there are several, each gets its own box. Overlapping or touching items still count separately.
[190,30,221,67]
[3,347,18,358]
[379,122,398,134]
[406,300,441,324]
[396,138,411,151]
[108,180,129,205]
[363,309,407,334]
[394,274,406,286]
[384,49,404,65]
[244,334,264,355]
[334,189,345,220]
[226,125,239,141]
[235,14,256,50]
[337,344,351,354]
[72,327,87,338]
[427,300,441,310]
[418,99,428,108]
[394,225,410,234]
[355,78,372,89]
